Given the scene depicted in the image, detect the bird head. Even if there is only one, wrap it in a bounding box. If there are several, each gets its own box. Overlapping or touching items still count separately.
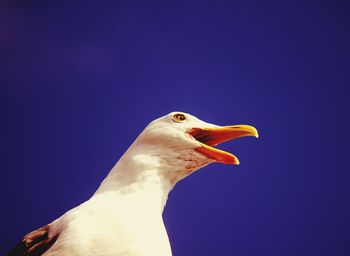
[129,111,258,182]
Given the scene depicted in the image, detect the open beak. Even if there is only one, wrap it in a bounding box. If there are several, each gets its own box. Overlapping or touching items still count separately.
[188,125,258,165]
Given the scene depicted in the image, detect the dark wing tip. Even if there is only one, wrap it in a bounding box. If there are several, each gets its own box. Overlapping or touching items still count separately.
[6,225,59,256]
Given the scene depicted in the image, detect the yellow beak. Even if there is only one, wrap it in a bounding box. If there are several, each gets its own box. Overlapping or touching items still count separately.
[188,125,258,164]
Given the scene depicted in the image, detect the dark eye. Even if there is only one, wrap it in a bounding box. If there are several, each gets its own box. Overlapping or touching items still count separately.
[172,113,187,122]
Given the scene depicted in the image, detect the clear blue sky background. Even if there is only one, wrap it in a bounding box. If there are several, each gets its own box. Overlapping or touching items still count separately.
[1,1,349,255]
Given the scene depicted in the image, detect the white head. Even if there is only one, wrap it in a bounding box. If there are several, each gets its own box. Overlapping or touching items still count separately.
[120,111,258,185]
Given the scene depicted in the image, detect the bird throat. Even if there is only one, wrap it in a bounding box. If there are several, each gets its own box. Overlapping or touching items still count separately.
[93,153,177,213]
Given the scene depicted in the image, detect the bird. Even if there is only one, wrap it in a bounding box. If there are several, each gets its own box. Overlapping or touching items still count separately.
[7,111,258,256]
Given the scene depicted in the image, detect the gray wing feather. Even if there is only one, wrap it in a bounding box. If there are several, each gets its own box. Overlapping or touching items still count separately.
[7,225,59,256]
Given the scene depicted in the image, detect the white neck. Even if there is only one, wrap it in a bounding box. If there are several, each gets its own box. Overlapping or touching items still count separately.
[92,144,180,212]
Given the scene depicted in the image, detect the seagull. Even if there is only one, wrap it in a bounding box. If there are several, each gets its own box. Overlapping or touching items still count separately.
[7,112,258,256]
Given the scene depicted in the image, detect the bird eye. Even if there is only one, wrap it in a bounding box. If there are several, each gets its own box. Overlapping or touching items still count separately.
[172,113,187,122]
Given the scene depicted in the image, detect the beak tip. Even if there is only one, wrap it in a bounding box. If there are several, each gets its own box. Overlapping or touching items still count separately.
[253,128,259,138]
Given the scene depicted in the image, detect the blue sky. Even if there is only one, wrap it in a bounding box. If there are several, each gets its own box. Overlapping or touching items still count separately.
[1,1,349,255]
